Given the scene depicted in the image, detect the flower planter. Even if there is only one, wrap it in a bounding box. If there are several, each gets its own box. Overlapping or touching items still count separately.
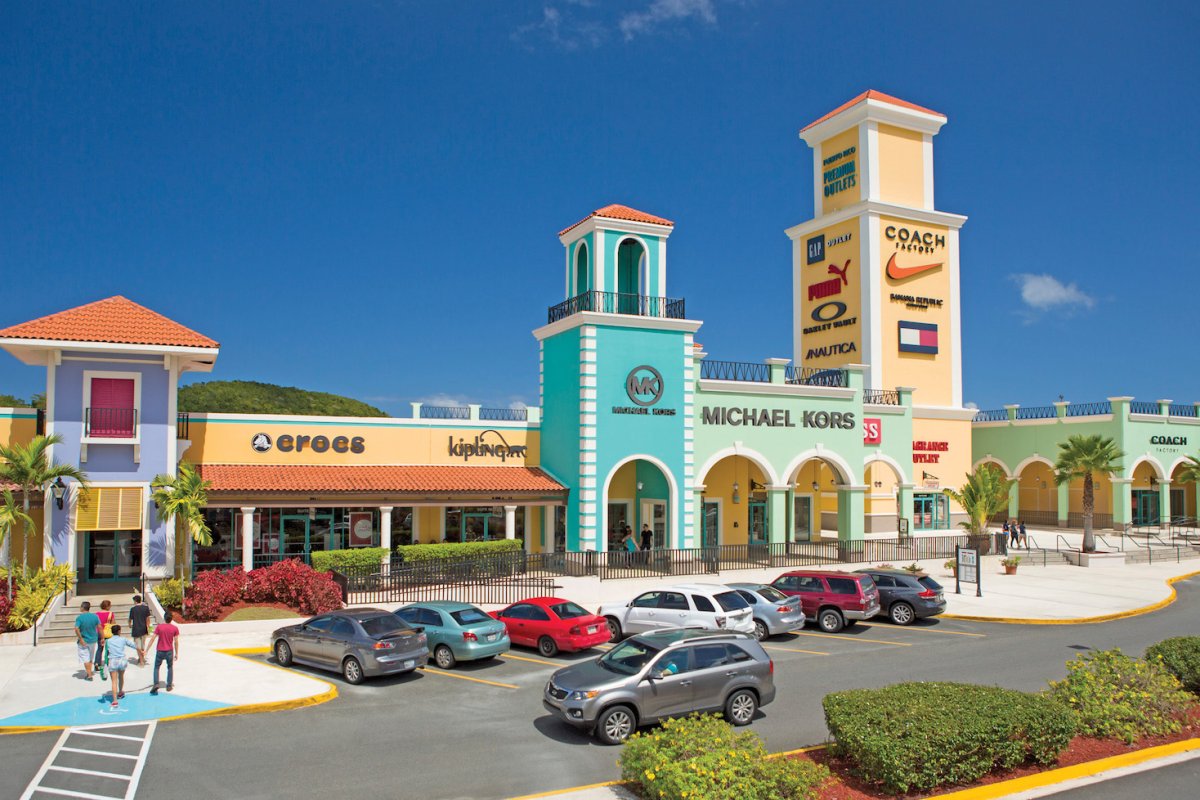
[1004,565,1018,575]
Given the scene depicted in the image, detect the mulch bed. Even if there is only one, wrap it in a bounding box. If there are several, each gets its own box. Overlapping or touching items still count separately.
[171,601,301,624]
[796,705,1200,799]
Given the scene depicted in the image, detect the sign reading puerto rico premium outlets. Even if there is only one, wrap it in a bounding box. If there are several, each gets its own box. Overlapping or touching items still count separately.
[701,406,856,429]
[822,145,856,197]
[250,432,365,454]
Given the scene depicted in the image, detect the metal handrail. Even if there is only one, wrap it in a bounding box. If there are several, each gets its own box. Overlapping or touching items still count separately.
[1023,534,1049,566]
[420,405,471,420]
[547,290,686,323]
[1056,534,1074,552]
[1169,405,1198,417]
[84,407,138,437]
[1095,534,1122,552]
[479,407,528,422]
[32,575,70,647]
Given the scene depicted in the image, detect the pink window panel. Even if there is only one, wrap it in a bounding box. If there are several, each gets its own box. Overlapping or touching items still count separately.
[89,378,136,437]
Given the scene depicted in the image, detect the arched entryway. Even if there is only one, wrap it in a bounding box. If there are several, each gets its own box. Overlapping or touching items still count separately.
[696,453,774,547]
[616,238,647,313]
[574,242,589,295]
[1170,459,1198,523]
[863,457,906,534]
[1130,458,1166,526]
[602,457,674,552]
[785,452,854,541]
[1015,458,1057,527]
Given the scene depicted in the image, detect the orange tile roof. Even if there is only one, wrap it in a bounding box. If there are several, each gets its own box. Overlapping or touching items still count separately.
[0,296,218,349]
[801,90,945,133]
[559,204,674,237]
[197,464,567,494]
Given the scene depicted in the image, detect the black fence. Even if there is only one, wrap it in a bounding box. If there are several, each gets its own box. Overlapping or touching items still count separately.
[331,553,557,605]
[547,291,686,323]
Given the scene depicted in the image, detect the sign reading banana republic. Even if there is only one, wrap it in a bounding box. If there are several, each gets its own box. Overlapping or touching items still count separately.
[448,429,528,462]
[250,432,366,454]
[612,365,677,416]
[702,407,856,429]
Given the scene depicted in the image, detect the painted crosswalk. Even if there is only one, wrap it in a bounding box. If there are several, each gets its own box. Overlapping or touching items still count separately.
[20,721,156,800]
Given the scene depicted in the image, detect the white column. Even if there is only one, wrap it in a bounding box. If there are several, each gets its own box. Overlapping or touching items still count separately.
[411,507,421,544]
[379,506,393,574]
[544,505,555,553]
[504,505,517,540]
[240,507,255,573]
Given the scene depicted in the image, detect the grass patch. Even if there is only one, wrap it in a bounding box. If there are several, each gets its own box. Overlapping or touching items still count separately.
[223,606,301,622]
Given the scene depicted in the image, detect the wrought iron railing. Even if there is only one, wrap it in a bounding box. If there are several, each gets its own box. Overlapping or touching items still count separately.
[699,360,771,383]
[1169,405,1198,418]
[480,407,528,422]
[862,389,900,405]
[84,407,137,438]
[973,408,1009,422]
[1014,405,1056,420]
[1065,401,1111,417]
[177,412,190,439]
[420,405,471,420]
[35,408,46,435]
[1130,401,1160,415]
[547,290,686,323]
[784,366,849,388]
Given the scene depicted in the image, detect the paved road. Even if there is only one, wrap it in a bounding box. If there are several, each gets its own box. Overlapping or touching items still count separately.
[3,577,1200,800]
[1047,754,1200,798]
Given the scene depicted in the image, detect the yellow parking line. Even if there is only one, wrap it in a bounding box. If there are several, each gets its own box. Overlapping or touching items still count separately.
[500,653,562,667]
[859,623,986,638]
[762,645,830,656]
[788,631,912,646]
[417,667,518,689]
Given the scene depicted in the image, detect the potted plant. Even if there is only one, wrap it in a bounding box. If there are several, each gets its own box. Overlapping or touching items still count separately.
[1001,555,1021,575]
[944,558,957,577]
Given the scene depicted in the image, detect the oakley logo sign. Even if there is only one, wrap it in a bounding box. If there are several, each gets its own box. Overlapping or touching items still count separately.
[250,433,272,453]
[626,365,664,407]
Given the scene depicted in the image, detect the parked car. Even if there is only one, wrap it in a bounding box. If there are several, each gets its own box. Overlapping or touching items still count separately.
[726,582,806,640]
[395,601,509,669]
[272,608,428,685]
[599,583,755,640]
[543,628,776,744]
[853,568,946,625]
[491,596,610,657]
[769,570,880,633]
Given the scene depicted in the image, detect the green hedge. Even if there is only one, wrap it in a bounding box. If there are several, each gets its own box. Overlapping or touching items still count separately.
[310,548,388,573]
[1049,648,1195,743]
[394,540,524,562]
[620,714,828,800]
[1146,637,1200,695]
[823,682,1075,794]
[153,578,189,609]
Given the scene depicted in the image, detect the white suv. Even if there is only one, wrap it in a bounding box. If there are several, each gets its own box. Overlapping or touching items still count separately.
[599,583,755,640]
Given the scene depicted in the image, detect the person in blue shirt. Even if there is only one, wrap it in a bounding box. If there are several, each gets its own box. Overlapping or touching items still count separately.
[105,624,136,708]
[74,601,101,681]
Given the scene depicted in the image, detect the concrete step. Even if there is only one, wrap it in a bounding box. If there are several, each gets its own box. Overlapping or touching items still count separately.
[1011,550,1072,566]
[1125,548,1200,565]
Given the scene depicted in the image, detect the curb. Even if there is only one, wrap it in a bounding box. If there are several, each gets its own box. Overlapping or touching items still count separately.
[0,646,337,735]
[943,569,1200,625]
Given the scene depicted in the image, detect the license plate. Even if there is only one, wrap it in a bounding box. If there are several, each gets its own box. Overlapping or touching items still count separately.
[587,626,597,634]
[403,660,414,669]
[487,633,497,642]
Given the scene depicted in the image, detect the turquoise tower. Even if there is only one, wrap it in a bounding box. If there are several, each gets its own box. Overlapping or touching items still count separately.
[534,205,700,552]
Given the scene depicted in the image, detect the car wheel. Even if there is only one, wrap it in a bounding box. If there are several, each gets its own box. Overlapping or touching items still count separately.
[434,644,456,669]
[274,640,293,667]
[724,689,757,726]
[538,636,560,658]
[342,656,364,685]
[818,609,845,633]
[605,616,623,641]
[595,705,637,745]
[753,619,769,641]
[889,602,915,626]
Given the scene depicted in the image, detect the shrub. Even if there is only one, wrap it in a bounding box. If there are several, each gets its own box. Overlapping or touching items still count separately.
[310,547,387,573]
[153,578,188,610]
[394,539,524,562]
[823,682,1075,794]
[1048,648,1195,743]
[620,714,828,800]
[1146,637,1200,695]
[245,560,342,615]
[3,562,74,631]
[184,568,248,622]
[0,591,11,633]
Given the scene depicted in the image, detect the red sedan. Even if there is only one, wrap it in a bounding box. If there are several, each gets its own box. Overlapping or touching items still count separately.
[490,596,611,657]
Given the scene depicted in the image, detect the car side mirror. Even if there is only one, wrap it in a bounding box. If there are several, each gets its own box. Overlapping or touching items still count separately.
[645,668,664,681]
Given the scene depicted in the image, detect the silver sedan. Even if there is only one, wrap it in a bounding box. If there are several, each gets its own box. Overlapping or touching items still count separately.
[727,582,806,640]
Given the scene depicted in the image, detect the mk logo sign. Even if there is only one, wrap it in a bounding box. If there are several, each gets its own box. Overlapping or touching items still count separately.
[626,365,664,407]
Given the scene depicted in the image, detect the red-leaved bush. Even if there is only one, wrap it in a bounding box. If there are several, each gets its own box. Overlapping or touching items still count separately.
[0,590,13,633]
[184,560,342,621]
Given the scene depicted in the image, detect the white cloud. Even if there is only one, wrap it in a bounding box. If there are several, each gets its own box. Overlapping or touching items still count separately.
[1011,273,1095,313]
[512,6,606,50]
[620,0,717,40]
[964,401,978,410]
[417,393,470,408]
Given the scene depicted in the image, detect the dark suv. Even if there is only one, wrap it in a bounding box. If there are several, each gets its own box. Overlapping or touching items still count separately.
[854,568,946,625]
[770,570,880,633]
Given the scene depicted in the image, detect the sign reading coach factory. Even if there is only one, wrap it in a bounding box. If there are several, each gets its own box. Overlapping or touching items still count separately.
[702,406,857,429]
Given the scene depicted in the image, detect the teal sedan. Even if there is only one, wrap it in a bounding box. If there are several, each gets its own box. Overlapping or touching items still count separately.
[395,602,510,669]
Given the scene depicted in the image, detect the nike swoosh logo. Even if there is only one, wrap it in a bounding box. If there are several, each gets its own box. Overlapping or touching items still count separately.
[886,253,942,280]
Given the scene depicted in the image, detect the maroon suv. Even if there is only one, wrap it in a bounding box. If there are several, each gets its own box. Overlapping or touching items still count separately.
[769,570,881,633]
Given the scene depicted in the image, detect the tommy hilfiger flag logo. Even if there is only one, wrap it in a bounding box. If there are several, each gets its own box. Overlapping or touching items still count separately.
[898,321,938,354]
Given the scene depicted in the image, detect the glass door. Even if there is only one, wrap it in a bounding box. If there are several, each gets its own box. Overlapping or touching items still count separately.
[1132,491,1159,526]
[701,502,719,548]
[641,500,667,548]
[86,531,142,580]
[281,515,310,562]
[1170,488,1185,522]
[607,503,629,550]
[463,512,490,542]
[114,531,141,578]
[748,501,768,544]
[913,495,934,529]
[793,496,813,542]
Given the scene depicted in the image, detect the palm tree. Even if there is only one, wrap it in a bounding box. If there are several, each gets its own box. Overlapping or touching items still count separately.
[151,464,212,588]
[1176,455,1200,487]
[1053,434,1124,553]
[0,434,89,599]
[943,465,1013,548]
[0,490,35,597]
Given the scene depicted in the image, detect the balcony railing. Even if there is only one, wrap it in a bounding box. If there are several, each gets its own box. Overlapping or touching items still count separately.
[699,360,770,383]
[784,366,849,388]
[973,408,1009,422]
[1130,401,1160,415]
[420,405,471,420]
[1014,405,1056,420]
[1066,401,1111,417]
[862,389,900,405]
[479,407,528,422]
[547,291,686,324]
[1169,404,1198,418]
[177,412,190,439]
[84,407,137,438]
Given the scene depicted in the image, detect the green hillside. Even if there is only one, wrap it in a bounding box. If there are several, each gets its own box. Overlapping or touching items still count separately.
[178,381,386,417]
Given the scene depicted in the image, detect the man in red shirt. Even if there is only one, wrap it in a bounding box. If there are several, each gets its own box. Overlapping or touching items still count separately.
[148,610,180,695]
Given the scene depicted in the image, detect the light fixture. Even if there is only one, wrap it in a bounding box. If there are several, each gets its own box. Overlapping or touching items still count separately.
[308,507,317,520]
[636,481,644,492]
[811,481,820,492]
[50,477,66,510]
[732,482,740,504]
[1149,476,1158,488]
[873,480,883,488]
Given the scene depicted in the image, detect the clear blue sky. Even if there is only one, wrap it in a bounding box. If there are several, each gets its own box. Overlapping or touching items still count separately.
[2,2,1197,415]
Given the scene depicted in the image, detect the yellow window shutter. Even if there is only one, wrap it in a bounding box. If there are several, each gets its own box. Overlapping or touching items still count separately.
[75,487,144,531]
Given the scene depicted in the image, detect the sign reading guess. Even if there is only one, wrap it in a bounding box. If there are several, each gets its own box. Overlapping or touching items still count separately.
[863,418,881,445]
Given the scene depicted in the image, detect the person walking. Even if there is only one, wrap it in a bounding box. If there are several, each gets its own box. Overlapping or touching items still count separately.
[128,595,152,666]
[95,599,115,680]
[1003,520,1012,547]
[620,528,637,564]
[105,624,136,708]
[74,601,101,681]
[148,610,180,695]
[1008,519,1019,548]
[640,524,653,552]
[1018,520,1029,550]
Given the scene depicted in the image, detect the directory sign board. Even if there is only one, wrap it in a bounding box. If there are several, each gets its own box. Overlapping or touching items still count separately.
[955,545,981,597]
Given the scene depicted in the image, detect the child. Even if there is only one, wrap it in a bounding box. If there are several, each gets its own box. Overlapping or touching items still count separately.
[105,624,135,708]
[95,600,115,680]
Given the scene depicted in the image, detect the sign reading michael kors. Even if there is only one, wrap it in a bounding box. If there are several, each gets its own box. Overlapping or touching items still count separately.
[612,365,677,416]
[702,406,856,429]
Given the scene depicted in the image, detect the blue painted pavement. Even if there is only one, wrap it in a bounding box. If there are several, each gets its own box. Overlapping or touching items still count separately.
[0,691,229,728]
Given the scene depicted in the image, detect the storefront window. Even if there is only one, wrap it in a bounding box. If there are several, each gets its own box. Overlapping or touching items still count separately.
[444,507,524,542]
[913,494,950,530]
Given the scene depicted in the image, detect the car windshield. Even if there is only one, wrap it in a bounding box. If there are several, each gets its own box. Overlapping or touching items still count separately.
[450,608,491,625]
[598,639,661,676]
[714,591,750,611]
[360,614,409,638]
[549,601,590,619]
[755,585,788,603]
[858,575,877,592]
[918,576,943,592]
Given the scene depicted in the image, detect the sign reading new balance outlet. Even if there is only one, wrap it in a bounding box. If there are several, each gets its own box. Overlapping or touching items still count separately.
[898,321,938,354]
[612,365,676,416]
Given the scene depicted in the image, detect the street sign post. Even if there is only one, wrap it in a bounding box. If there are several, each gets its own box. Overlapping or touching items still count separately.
[955,545,981,597]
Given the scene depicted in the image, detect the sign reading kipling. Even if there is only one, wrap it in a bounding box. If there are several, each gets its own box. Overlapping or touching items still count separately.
[448,429,528,462]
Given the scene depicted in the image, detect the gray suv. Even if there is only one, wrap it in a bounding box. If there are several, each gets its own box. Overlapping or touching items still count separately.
[542,628,776,745]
